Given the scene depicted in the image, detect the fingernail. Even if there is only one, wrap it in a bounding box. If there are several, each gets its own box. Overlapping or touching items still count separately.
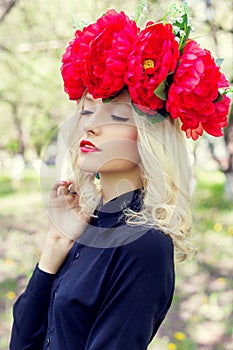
[61,181,68,184]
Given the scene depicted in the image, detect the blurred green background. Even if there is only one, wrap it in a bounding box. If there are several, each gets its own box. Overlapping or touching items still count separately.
[0,0,233,349]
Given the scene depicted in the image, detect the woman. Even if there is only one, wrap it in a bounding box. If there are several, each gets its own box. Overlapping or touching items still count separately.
[10,6,230,350]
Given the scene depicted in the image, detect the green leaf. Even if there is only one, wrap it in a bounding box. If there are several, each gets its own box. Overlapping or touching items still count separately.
[214,92,223,103]
[102,97,114,103]
[215,58,224,67]
[219,86,233,95]
[154,80,167,101]
[148,112,166,125]
[132,103,146,116]
[132,104,166,125]
[135,0,148,24]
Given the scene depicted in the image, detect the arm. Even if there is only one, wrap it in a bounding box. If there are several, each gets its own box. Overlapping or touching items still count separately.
[85,230,175,350]
[10,180,90,349]
[10,265,55,350]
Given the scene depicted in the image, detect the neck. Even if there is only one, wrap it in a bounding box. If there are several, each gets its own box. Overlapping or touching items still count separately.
[99,166,143,204]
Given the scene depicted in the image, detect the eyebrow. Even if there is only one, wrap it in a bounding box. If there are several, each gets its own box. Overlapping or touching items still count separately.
[111,100,132,110]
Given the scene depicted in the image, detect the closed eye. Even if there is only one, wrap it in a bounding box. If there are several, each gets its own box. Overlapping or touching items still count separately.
[80,110,93,116]
[111,115,129,122]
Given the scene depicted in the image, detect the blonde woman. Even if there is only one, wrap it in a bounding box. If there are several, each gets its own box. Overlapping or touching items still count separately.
[10,6,230,350]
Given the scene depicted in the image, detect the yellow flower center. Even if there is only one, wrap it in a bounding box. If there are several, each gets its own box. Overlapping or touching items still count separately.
[143,59,155,70]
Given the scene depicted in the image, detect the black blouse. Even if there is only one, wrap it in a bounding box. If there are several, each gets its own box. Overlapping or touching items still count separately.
[10,189,175,350]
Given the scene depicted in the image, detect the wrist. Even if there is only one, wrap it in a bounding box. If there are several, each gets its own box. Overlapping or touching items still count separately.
[39,236,74,274]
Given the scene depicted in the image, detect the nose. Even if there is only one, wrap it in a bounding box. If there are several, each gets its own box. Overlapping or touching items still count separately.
[83,109,102,135]
[83,116,97,135]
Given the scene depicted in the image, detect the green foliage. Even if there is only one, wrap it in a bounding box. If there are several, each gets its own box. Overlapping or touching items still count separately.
[160,2,193,51]
[154,80,167,101]
[135,0,148,23]
[194,170,233,210]
[0,169,39,196]
[30,117,58,156]
[5,139,20,154]
[0,175,15,196]
[102,97,115,103]
[0,0,232,166]
[0,0,78,162]
[215,58,224,67]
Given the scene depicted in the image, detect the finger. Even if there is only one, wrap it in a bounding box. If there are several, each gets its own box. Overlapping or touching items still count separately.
[50,181,68,199]
[65,184,79,206]
[67,183,77,195]
[61,184,70,196]
[51,189,79,209]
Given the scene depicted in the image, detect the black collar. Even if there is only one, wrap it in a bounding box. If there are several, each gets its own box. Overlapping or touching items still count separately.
[78,188,145,248]
[92,188,144,229]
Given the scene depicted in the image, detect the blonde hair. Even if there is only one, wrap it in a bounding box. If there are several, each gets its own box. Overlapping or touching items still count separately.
[66,98,196,262]
[129,111,197,262]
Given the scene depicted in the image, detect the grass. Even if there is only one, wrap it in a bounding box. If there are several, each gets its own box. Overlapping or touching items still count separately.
[0,168,233,350]
[0,168,40,196]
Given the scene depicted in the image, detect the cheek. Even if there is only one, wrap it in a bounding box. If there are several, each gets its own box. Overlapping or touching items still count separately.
[110,124,138,141]
[100,125,139,161]
[126,126,138,141]
[101,138,140,163]
[98,140,140,173]
[77,117,86,137]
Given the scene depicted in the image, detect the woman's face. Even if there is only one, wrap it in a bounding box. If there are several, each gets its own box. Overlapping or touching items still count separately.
[76,90,140,174]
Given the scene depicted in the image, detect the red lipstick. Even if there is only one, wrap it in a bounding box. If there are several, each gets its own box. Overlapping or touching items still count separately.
[79,139,100,153]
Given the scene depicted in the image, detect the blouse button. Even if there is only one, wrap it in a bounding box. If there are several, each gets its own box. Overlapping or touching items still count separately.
[74,251,80,260]
[46,337,50,347]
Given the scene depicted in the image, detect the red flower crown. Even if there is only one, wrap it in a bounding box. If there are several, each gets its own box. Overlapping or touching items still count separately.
[61,5,231,140]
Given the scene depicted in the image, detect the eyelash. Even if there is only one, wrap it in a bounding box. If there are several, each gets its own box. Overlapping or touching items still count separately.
[111,115,129,122]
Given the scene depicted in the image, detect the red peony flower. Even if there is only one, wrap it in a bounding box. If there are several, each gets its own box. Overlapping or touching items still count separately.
[83,10,139,99]
[125,22,180,114]
[61,24,100,100]
[166,40,230,140]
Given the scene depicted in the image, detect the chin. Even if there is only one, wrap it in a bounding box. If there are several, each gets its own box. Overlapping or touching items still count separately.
[98,160,140,173]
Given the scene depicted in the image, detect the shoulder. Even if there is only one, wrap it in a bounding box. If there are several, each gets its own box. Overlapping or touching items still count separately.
[120,227,174,267]
[111,228,175,296]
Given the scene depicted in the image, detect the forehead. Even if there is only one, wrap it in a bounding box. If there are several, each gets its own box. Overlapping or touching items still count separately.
[81,92,135,126]
[83,90,132,107]
[83,93,101,107]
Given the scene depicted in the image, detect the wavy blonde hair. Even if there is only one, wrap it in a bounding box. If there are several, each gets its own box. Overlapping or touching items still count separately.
[65,97,196,262]
[129,111,197,262]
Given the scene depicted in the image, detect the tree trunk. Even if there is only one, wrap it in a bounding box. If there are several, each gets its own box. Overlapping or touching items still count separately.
[11,103,26,160]
[224,104,233,200]
[204,0,233,201]
[0,0,19,23]
[224,171,233,200]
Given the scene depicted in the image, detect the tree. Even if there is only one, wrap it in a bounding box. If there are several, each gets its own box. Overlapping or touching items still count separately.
[0,0,19,23]
[202,0,233,199]
[0,0,232,171]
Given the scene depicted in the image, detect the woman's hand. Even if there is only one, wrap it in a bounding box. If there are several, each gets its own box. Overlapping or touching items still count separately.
[48,180,90,241]
[39,180,90,274]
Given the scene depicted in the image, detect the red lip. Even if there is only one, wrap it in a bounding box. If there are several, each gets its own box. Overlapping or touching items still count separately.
[79,139,99,153]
